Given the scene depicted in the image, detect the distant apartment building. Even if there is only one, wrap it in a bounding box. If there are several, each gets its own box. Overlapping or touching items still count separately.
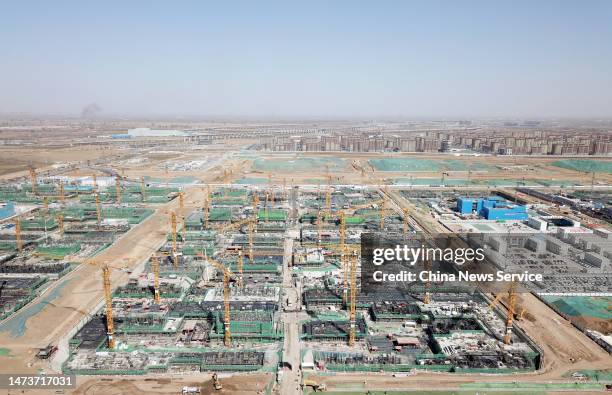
[259,129,612,155]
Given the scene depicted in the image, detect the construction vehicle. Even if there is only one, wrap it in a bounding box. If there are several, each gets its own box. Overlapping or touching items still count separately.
[302,379,326,392]
[212,372,222,390]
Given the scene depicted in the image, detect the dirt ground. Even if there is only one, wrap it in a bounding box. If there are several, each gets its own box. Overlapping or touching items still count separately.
[70,373,272,395]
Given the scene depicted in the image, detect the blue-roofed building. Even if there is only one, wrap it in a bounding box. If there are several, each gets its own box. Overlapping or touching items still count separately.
[481,203,528,220]
[0,201,16,219]
[457,198,474,214]
[457,197,528,220]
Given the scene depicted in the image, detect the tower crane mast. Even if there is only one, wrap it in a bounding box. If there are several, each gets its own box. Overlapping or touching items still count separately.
[29,166,38,195]
[198,253,234,346]
[151,256,161,304]
[15,218,23,252]
[170,212,178,267]
[115,176,121,204]
[504,282,517,345]
[348,252,358,346]
[102,265,116,349]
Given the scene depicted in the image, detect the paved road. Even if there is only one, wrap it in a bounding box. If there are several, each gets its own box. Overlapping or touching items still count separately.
[279,227,303,394]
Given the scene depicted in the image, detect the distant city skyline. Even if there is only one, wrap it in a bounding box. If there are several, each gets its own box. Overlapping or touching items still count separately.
[1,1,611,118]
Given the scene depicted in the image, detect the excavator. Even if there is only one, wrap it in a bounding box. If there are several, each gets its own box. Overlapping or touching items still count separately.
[212,372,222,390]
[302,379,326,392]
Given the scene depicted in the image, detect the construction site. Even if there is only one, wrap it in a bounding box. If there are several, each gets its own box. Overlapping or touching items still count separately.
[0,121,610,394]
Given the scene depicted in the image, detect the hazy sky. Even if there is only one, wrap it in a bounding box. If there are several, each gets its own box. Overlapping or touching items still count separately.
[1,1,611,118]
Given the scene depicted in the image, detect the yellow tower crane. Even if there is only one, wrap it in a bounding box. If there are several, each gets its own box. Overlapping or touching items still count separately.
[56,214,64,236]
[95,192,102,228]
[182,215,187,243]
[504,282,517,345]
[248,218,255,263]
[264,192,270,223]
[102,265,116,349]
[488,292,503,310]
[203,199,210,229]
[59,180,65,201]
[198,254,234,346]
[14,218,23,252]
[339,210,346,249]
[92,174,98,191]
[115,176,121,204]
[252,191,259,208]
[43,196,49,213]
[325,175,332,218]
[341,246,349,304]
[348,252,359,346]
[29,166,38,195]
[379,195,387,230]
[178,192,184,211]
[423,258,432,304]
[151,255,161,304]
[170,212,178,267]
[268,173,274,204]
[237,251,244,287]
[316,209,323,246]
[140,176,146,202]
[338,211,348,302]
[489,282,527,320]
